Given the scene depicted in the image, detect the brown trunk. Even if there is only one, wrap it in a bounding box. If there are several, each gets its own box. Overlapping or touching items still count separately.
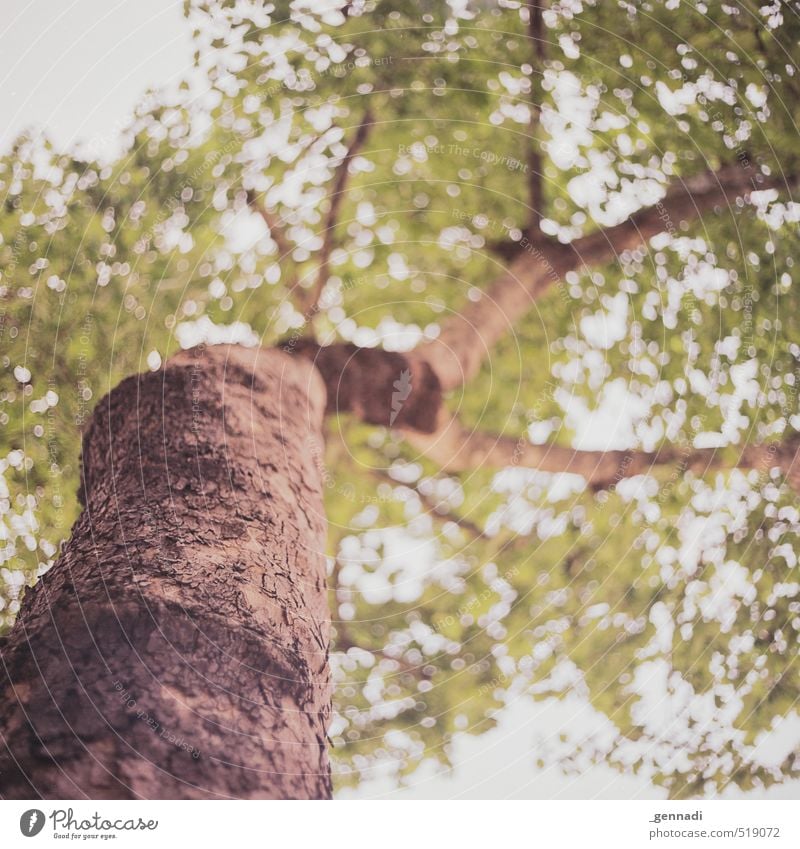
[0,345,332,799]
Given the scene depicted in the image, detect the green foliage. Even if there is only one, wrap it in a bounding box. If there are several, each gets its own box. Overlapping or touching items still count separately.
[2,0,799,798]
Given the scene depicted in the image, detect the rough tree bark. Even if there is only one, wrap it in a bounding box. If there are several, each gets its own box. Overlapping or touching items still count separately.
[0,345,332,799]
[0,340,441,800]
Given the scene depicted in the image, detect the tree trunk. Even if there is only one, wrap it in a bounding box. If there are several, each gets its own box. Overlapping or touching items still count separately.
[0,345,332,799]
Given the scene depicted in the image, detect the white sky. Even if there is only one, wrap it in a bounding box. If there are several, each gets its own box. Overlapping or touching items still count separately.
[0,0,194,158]
[1,1,796,801]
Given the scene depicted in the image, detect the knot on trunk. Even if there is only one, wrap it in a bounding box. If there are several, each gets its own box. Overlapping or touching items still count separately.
[286,339,443,434]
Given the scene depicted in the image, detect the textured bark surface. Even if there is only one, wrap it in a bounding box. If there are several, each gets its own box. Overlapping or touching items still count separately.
[0,345,331,799]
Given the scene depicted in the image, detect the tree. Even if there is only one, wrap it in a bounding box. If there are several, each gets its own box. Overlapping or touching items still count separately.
[1,0,799,799]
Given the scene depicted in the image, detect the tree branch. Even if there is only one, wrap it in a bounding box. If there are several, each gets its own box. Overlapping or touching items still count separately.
[405,413,800,493]
[525,2,547,235]
[419,163,795,392]
[370,467,489,539]
[303,108,374,321]
[286,339,800,494]
[246,190,294,261]
[246,189,310,315]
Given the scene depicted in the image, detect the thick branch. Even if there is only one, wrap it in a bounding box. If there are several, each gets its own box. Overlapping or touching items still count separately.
[405,413,800,493]
[289,339,442,433]
[571,164,786,267]
[285,340,799,494]
[419,163,795,392]
[276,330,800,508]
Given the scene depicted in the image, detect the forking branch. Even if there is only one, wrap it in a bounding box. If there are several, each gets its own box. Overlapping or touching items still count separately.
[245,189,305,312]
[303,107,374,322]
[397,162,799,491]
[246,113,373,321]
[300,161,799,491]
[417,162,798,393]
